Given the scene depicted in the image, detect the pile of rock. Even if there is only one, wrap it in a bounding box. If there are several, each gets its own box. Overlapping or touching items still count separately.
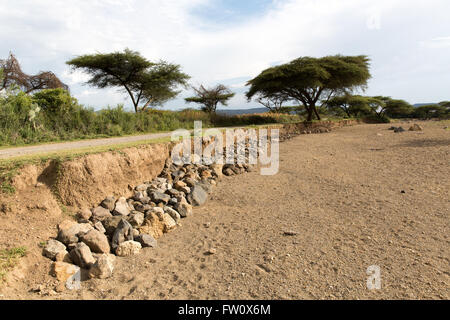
[389,124,423,133]
[42,153,254,286]
[389,126,406,133]
[408,124,423,131]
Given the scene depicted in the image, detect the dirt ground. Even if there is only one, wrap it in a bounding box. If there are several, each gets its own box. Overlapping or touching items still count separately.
[1,121,449,299]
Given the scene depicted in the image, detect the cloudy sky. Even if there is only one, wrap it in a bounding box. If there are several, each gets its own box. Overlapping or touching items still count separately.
[1,0,449,110]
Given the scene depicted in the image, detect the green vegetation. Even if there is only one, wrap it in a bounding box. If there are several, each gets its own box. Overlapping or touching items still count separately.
[66,49,190,113]
[185,84,235,113]
[0,86,299,147]
[0,246,27,282]
[246,55,371,121]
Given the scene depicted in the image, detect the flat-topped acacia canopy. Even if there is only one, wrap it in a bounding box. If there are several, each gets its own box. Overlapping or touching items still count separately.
[246,55,371,121]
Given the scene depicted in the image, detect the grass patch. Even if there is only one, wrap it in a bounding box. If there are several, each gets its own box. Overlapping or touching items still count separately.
[0,246,27,282]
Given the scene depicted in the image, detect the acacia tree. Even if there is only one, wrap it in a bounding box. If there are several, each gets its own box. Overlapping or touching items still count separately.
[246,55,371,121]
[326,94,372,118]
[0,52,68,93]
[254,92,289,113]
[66,49,190,112]
[367,96,414,119]
[185,84,235,113]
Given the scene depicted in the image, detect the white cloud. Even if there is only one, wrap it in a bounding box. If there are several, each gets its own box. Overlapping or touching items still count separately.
[1,0,449,108]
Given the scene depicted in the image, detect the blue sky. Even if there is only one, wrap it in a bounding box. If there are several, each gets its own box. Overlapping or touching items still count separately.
[1,0,449,111]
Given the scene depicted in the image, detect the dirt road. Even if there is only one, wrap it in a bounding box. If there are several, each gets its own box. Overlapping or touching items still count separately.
[0,132,174,159]
[2,121,449,299]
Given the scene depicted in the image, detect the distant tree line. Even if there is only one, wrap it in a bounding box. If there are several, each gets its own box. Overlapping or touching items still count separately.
[1,50,448,128]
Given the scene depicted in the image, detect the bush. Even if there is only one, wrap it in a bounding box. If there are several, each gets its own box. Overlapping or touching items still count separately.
[0,86,304,146]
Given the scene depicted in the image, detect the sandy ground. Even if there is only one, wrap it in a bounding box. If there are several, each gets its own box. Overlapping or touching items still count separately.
[1,121,449,299]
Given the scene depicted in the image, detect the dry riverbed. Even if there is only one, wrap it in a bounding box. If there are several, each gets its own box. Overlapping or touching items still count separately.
[1,121,449,299]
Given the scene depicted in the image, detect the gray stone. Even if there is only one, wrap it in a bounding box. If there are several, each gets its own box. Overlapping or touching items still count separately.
[164,206,181,223]
[180,186,191,194]
[80,229,110,254]
[115,240,141,256]
[394,127,405,133]
[111,218,134,250]
[93,221,106,234]
[210,164,223,179]
[91,206,112,222]
[128,211,145,227]
[134,203,152,213]
[187,184,208,206]
[69,242,95,268]
[88,254,115,279]
[133,191,151,204]
[175,199,193,218]
[134,234,157,248]
[223,167,235,176]
[198,180,213,194]
[113,197,131,216]
[100,196,116,211]
[150,191,170,204]
[135,184,148,192]
[184,177,197,187]
[166,188,180,197]
[172,170,185,180]
[102,216,122,236]
[42,239,67,260]
[169,198,178,205]
[76,209,92,222]
[57,223,93,246]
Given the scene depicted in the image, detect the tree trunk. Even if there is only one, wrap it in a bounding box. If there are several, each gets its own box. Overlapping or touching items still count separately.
[306,108,313,122]
[313,107,321,120]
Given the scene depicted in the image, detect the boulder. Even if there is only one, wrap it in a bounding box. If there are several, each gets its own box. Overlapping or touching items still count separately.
[50,262,80,283]
[174,180,187,191]
[58,219,77,231]
[394,127,405,133]
[150,191,170,204]
[134,203,152,213]
[42,239,67,261]
[161,213,177,232]
[91,206,112,222]
[187,184,208,206]
[198,181,213,194]
[93,221,106,234]
[57,223,93,246]
[180,186,191,194]
[102,216,123,236]
[133,192,151,204]
[111,218,134,250]
[88,254,115,279]
[112,197,131,216]
[128,211,145,227]
[139,210,166,239]
[80,229,110,254]
[55,250,72,263]
[175,198,193,218]
[69,242,96,268]
[100,196,116,211]
[166,188,180,197]
[115,240,142,257]
[135,184,148,192]
[409,124,423,131]
[184,177,197,187]
[223,167,235,176]
[134,234,157,248]
[76,209,92,222]
[164,206,181,223]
